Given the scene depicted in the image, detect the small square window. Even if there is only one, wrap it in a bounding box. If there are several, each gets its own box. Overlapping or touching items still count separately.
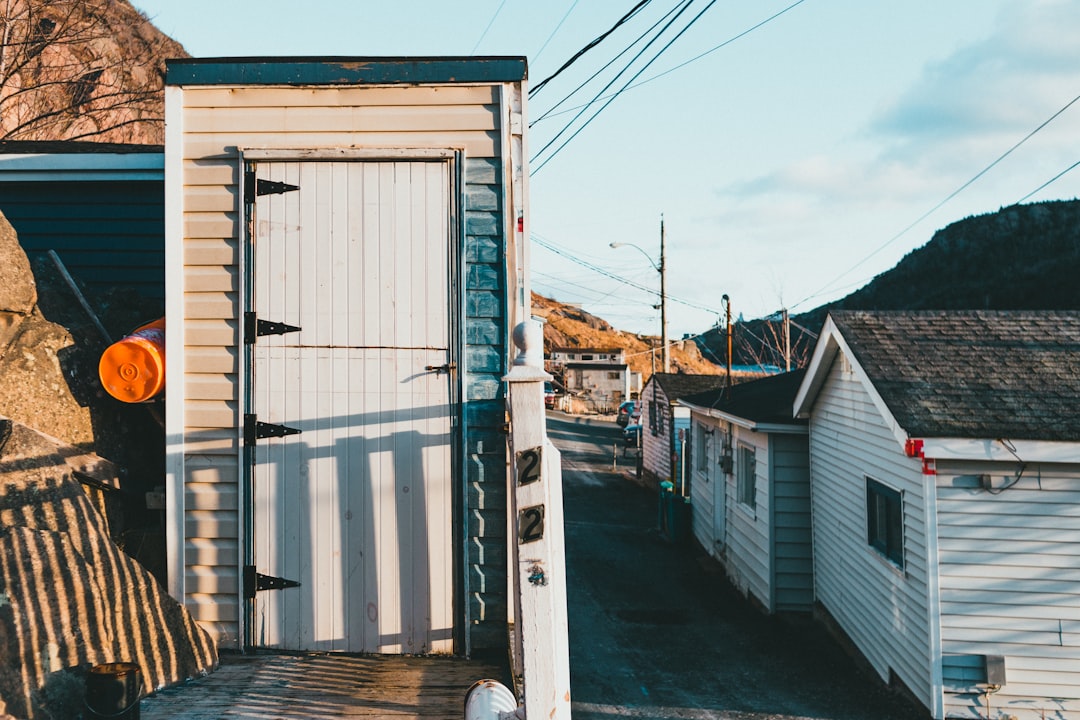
[866,478,904,568]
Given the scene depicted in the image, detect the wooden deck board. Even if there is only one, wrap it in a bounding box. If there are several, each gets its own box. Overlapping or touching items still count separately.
[140,652,511,719]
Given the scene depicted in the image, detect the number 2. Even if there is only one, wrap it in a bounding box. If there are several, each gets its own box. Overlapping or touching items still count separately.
[519,505,545,544]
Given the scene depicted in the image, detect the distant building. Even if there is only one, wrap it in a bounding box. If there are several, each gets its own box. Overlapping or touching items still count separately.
[548,347,633,412]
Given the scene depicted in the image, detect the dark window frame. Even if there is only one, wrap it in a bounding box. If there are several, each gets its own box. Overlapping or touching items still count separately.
[866,477,904,569]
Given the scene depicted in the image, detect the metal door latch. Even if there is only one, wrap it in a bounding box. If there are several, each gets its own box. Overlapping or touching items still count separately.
[425,362,457,376]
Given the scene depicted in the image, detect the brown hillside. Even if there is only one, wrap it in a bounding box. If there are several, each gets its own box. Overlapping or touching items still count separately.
[531,292,723,383]
[0,0,189,143]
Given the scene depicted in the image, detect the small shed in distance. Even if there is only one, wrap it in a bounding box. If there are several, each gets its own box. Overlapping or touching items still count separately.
[681,370,811,615]
[639,373,727,490]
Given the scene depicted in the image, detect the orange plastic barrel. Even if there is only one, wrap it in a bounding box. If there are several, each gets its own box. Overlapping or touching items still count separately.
[98,317,165,403]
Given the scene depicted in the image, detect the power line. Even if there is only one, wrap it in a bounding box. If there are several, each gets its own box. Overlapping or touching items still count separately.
[532,233,723,314]
[531,0,695,167]
[532,0,717,174]
[533,0,582,64]
[530,0,653,96]
[1013,158,1080,205]
[533,0,808,125]
[531,1,689,127]
[470,0,508,55]
[792,88,1080,310]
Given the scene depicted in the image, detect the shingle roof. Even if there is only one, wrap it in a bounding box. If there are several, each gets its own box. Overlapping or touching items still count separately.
[682,369,807,426]
[649,373,728,403]
[829,310,1080,441]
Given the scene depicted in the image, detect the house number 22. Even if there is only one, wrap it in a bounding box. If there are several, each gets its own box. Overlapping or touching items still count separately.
[518,505,545,544]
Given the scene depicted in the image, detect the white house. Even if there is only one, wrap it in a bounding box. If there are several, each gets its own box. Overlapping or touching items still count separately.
[794,310,1080,720]
[681,370,811,614]
[550,347,633,412]
[163,56,531,657]
[638,373,727,490]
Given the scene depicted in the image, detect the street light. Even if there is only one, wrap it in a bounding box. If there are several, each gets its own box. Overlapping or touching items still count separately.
[610,216,668,373]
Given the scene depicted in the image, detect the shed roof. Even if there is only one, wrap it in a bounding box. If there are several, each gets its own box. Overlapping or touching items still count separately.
[810,310,1080,441]
[166,56,527,86]
[682,369,807,426]
[647,373,728,403]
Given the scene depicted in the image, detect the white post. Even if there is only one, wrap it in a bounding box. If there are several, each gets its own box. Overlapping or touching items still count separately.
[504,320,572,719]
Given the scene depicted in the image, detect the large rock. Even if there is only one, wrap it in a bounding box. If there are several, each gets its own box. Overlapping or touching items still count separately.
[0,419,217,719]
[0,213,36,354]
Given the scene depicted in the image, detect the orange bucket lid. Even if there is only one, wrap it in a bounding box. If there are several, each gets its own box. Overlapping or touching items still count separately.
[99,335,165,403]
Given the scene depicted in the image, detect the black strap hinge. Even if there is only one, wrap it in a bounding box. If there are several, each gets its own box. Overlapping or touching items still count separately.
[244,413,302,446]
[244,312,301,343]
[244,172,300,204]
[243,565,301,599]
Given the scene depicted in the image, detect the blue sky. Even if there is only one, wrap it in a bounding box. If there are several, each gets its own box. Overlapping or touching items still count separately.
[133,0,1080,337]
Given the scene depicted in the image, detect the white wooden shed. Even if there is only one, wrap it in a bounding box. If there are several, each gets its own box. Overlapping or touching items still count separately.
[162,57,529,656]
[680,370,811,614]
[794,310,1080,720]
[639,373,726,490]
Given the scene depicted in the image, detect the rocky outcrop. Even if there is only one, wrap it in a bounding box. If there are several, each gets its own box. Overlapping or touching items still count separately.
[0,211,215,719]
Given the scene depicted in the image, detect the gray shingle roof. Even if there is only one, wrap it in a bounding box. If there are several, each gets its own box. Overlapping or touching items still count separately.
[649,373,728,402]
[682,369,807,426]
[830,310,1080,441]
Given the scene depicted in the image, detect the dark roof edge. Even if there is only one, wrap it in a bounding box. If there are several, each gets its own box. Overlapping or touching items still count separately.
[0,140,163,154]
[166,56,527,86]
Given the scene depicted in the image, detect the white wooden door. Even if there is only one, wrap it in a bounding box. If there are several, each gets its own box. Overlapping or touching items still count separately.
[248,160,455,654]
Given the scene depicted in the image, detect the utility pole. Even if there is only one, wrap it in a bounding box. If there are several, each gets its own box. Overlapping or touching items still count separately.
[723,294,732,397]
[783,308,791,372]
[660,215,669,373]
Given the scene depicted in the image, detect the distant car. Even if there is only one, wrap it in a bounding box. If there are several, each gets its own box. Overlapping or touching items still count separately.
[544,381,556,409]
[623,423,642,447]
[616,400,639,427]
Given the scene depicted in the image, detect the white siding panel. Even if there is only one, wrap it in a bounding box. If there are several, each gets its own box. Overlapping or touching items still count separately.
[724,428,771,609]
[810,355,933,707]
[937,462,1080,717]
[689,416,720,559]
[185,105,498,134]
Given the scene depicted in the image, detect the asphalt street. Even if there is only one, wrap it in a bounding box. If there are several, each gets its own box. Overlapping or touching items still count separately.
[548,411,928,720]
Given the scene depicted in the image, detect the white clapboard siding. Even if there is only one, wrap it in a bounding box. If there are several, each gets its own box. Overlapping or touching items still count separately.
[809,355,933,709]
[724,428,771,608]
[689,417,721,559]
[937,461,1080,718]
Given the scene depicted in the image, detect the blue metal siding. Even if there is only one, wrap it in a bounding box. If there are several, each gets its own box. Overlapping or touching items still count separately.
[0,180,164,299]
[464,156,507,650]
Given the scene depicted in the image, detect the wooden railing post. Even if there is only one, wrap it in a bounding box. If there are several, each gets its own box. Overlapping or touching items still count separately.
[504,319,572,718]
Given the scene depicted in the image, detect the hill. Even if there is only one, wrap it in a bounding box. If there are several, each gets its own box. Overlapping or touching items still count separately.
[532,292,724,383]
[0,0,188,143]
[698,199,1080,367]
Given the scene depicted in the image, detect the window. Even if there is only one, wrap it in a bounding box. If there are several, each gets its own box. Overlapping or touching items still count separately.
[737,445,756,508]
[607,371,620,380]
[582,354,594,361]
[866,478,904,568]
[694,422,709,472]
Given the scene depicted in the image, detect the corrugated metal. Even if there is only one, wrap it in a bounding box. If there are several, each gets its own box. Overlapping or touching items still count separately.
[809,356,932,708]
[0,180,164,299]
[937,462,1080,717]
[170,69,514,652]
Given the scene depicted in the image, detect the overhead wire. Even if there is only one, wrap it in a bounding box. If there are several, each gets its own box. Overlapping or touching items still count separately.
[530,0,653,96]
[470,0,509,55]
[531,1,690,126]
[533,0,809,124]
[791,87,1080,311]
[532,0,718,175]
[531,0,697,168]
[533,0,582,64]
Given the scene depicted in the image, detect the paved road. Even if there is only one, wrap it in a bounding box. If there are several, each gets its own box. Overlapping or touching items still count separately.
[548,411,927,720]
